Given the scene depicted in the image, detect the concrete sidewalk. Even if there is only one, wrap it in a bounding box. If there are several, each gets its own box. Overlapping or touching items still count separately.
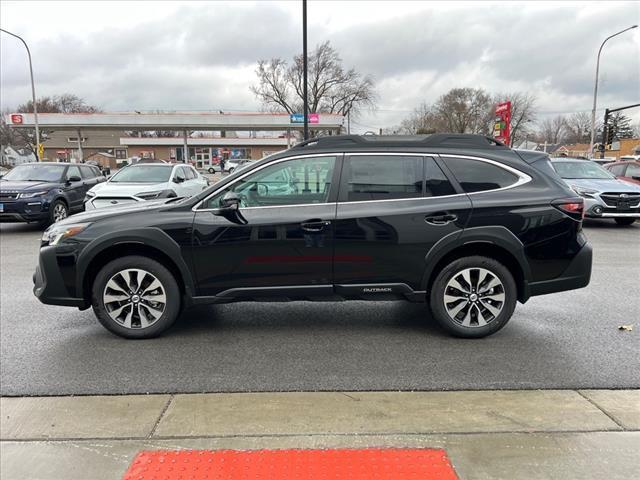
[1,390,639,479]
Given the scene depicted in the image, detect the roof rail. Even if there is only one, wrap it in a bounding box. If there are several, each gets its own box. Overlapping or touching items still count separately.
[290,134,507,150]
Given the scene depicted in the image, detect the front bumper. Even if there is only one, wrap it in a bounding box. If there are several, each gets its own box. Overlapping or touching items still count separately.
[527,243,593,298]
[582,196,640,218]
[33,245,88,308]
[0,198,49,222]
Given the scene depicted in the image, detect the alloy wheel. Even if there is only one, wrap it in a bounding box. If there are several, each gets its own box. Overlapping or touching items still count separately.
[53,203,68,222]
[443,267,506,328]
[102,269,167,329]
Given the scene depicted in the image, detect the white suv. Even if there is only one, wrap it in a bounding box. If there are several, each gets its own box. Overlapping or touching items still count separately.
[85,163,208,210]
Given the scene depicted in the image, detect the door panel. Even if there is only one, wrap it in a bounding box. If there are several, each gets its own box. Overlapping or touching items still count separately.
[333,155,472,290]
[192,205,336,296]
[63,165,86,211]
[191,155,340,296]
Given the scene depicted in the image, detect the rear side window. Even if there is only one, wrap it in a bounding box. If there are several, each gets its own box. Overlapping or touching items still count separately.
[445,157,519,193]
[425,158,456,197]
[343,155,423,202]
[79,165,96,179]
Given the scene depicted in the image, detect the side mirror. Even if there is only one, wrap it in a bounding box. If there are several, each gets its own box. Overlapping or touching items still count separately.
[67,175,81,183]
[173,175,185,183]
[220,191,241,209]
[213,191,247,225]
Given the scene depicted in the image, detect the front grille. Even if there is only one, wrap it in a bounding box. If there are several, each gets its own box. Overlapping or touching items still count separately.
[0,193,19,202]
[600,192,640,207]
[92,197,138,208]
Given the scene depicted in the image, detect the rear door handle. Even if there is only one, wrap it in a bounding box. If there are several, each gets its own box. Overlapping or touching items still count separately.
[301,219,331,232]
[425,214,458,226]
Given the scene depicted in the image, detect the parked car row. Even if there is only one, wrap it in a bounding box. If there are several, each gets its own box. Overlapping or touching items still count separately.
[0,162,208,225]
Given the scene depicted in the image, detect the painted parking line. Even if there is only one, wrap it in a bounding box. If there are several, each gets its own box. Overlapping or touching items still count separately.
[123,448,458,479]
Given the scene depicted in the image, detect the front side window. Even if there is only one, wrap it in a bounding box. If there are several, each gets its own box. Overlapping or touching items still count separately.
[79,165,96,179]
[203,156,336,208]
[343,155,423,202]
[626,164,640,178]
[445,157,520,193]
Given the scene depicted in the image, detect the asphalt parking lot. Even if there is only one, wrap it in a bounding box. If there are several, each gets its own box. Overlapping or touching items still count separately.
[0,219,638,396]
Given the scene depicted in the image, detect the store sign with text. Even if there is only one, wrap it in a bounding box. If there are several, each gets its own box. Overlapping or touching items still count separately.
[290,113,320,124]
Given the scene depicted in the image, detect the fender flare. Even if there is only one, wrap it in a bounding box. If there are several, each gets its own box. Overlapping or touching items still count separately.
[75,227,196,298]
[420,226,532,293]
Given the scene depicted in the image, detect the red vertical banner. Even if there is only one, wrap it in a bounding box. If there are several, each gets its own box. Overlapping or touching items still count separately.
[494,101,511,145]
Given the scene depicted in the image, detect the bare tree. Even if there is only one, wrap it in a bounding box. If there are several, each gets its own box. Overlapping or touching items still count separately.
[564,112,592,144]
[537,115,567,144]
[398,102,439,134]
[251,41,376,119]
[493,92,537,147]
[432,88,493,135]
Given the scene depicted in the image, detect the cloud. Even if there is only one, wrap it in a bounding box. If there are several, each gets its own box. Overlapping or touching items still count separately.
[1,1,638,130]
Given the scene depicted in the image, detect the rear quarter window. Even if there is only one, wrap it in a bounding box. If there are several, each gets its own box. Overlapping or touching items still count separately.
[444,157,520,193]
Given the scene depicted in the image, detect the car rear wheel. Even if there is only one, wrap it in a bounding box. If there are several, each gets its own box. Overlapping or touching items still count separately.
[429,256,517,338]
[91,256,181,339]
[614,218,636,226]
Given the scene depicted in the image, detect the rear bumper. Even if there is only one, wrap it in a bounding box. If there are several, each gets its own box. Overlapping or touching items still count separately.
[527,243,593,298]
[33,246,88,309]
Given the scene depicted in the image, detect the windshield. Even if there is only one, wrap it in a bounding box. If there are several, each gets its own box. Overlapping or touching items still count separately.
[2,164,66,182]
[110,165,172,183]
[553,161,615,180]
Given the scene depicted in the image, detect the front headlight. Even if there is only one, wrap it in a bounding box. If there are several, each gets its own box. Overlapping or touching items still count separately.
[42,223,91,246]
[571,186,598,198]
[134,189,177,200]
[18,190,49,199]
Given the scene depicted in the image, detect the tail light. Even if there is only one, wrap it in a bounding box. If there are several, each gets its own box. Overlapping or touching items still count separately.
[552,198,585,221]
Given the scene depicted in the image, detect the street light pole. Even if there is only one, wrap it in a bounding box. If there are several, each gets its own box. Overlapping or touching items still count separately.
[302,0,309,141]
[589,25,637,158]
[1,28,40,161]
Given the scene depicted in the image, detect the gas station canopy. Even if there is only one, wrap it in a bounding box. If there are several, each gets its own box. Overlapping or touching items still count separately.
[4,112,345,131]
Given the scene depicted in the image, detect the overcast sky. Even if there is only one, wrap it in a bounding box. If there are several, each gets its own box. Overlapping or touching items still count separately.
[1,1,639,133]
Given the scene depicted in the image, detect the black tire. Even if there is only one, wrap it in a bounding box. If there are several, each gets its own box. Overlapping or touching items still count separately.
[429,256,517,338]
[228,167,235,174]
[208,167,215,174]
[614,218,636,226]
[45,199,69,226]
[91,256,181,339]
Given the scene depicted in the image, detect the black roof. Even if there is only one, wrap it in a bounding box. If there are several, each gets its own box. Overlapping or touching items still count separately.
[290,134,507,151]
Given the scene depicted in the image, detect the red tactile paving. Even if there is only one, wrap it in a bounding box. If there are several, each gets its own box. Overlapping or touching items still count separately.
[123,448,458,480]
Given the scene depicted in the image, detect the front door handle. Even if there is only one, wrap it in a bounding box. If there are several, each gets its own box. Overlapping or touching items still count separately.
[301,219,331,232]
[425,214,458,226]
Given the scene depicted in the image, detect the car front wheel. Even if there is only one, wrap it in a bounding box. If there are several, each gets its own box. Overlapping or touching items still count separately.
[208,167,215,174]
[91,256,181,339]
[429,256,517,338]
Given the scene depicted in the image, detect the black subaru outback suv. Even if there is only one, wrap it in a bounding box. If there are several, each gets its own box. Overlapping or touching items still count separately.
[34,134,592,339]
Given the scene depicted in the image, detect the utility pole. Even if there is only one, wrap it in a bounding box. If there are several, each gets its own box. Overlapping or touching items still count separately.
[302,0,309,140]
[1,29,40,161]
[589,25,637,158]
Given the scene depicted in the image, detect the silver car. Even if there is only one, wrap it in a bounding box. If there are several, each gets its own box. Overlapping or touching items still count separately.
[551,158,640,226]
